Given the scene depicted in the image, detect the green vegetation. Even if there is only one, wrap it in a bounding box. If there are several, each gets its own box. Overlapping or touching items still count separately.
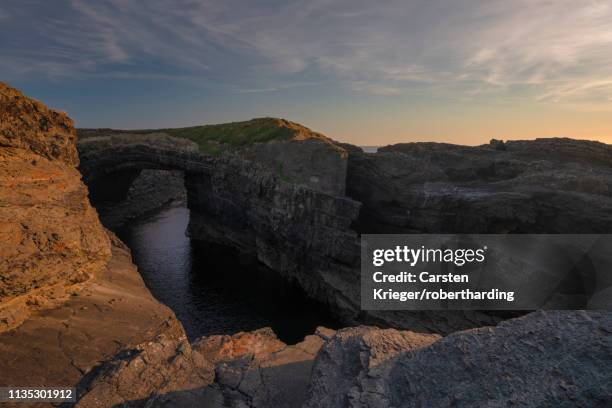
[165,118,295,150]
[78,118,299,156]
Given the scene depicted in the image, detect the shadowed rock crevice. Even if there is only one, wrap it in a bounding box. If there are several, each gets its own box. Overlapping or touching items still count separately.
[89,169,187,230]
[79,126,612,336]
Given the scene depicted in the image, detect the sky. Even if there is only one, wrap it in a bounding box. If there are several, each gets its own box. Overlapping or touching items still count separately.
[2,0,612,146]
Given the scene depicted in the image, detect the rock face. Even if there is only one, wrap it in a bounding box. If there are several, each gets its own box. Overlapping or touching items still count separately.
[305,326,441,408]
[347,139,612,233]
[77,132,206,183]
[0,84,193,407]
[75,329,214,407]
[0,84,78,164]
[186,155,363,324]
[93,169,187,229]
[250,136,348,195]
[186,154,501,334]
[304,311,612,408]
[0,82,111,331]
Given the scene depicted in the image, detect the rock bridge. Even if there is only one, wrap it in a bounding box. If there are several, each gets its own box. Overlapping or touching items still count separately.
[77,130,612,333]
[77,133,214,183]
[77,132,376,330]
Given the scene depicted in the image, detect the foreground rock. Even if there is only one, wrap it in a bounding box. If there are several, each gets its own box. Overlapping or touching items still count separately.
[0,84,192,406]
[0,235,188,397]
[192,327,335,408]
[0,82,111,331]
[305,311,612,407]
[75,328,214,407]
[305,327,441,408]
[79,327,336,407]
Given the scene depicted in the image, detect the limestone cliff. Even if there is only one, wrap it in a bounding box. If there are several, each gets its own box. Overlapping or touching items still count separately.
[347,139,612,233]
[0,82,110,331]
[78,118,348,196]
[185,153,500,334]
[0,83,203,404]
[2,83,610,407]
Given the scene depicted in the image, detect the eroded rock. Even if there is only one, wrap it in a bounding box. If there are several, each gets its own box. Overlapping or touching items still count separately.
[304,311,612,408]
[75,331,214,407]
[0,82,111,331]
[347,139,612,233]
[0,84,193,408]
[193,327,335,408]
[305,326,441,408]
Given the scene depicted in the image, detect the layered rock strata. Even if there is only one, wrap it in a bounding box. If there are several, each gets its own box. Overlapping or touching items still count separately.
[347,139,612,233]
[0,83,111,331]
[185,154,500,334]
[0,84,195,406]
[93,169,187,229]
[78,326,336,407]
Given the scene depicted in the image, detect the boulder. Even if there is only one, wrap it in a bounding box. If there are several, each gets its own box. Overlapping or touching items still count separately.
[305,326,441,408]
[75,331,214,407]
[304,311,612,407]
[192,327,335,408]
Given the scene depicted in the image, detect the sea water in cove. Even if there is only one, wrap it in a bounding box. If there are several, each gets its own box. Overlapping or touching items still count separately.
[116,204,338,344]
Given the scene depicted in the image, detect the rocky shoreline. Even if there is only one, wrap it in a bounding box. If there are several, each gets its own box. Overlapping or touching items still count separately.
[1,82,611,407]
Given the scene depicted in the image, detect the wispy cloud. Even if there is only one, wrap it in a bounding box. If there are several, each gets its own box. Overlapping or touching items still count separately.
[2,0,612,108]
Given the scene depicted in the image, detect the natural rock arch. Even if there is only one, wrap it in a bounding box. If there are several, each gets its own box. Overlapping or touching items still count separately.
[77,133,214,183]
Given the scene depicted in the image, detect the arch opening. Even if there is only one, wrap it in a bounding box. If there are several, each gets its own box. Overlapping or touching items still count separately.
[83,166,339,344]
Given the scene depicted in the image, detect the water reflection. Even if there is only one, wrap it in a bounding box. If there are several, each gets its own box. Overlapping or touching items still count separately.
[116,204,337,344]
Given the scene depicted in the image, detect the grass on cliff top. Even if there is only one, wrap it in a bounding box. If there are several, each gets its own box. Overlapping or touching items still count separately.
[78,118,298,156]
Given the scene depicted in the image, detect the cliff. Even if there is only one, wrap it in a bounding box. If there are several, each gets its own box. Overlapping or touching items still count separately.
[78,118,348,196]
[77,117,612,336]
[0,83,208,402]
[347,139,612,233]
[0,82,110,331]
[3,83,610,407]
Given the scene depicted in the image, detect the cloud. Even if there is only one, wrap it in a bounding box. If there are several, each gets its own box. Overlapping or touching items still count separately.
[2,0,612,107]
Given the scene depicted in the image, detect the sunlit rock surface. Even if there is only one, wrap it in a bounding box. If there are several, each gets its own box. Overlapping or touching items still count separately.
[0,84,191,404]
[0,82,111,331]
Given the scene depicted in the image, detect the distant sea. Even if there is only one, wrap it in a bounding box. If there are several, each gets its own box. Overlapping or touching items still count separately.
[361,146,379,153]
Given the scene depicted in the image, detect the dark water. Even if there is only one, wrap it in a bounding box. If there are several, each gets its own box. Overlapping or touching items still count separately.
[116,204,338,344]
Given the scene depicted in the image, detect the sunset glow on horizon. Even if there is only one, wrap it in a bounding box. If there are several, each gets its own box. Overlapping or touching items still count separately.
[3,0,612,146]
